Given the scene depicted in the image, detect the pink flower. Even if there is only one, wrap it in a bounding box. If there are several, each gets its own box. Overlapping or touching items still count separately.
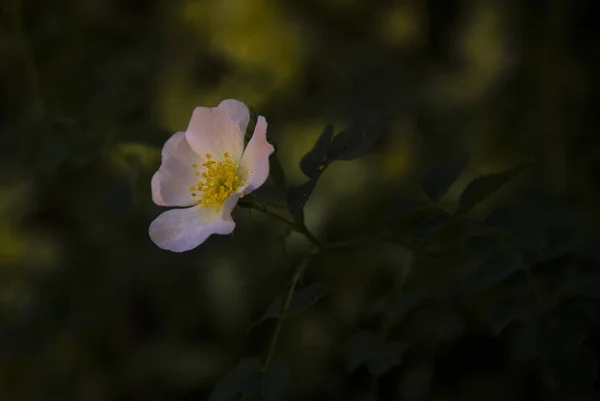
[149,99,274,252]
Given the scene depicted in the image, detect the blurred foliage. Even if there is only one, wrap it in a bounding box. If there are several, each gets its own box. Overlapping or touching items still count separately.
[1,0,600,400]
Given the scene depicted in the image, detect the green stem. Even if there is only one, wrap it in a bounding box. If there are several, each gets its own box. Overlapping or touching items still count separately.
[262,253,312,371]
[241,201,321,248]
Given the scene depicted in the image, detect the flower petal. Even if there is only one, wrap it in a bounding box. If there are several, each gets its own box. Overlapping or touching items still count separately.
[185,106,244,162]
[238,116,274,194]
[218,99,250,136]
[149,195,240,252]
[151,131,201,207]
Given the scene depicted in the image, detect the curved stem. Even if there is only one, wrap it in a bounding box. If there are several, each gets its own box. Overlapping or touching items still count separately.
[262,252,312,371]
[241,201,321,248]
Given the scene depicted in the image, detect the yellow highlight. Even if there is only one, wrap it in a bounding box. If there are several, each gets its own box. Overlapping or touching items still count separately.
[191,152,241,208]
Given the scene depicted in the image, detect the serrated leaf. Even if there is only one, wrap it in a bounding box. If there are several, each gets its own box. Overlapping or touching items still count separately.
[300,124,334,178]
[326,113,388,161]
[287,173,320,216]
[366,341,407,376]
[421,153,469,202]
[489,295,536,335]
[263,359,290,401]
[390,290,427,319]
[208,358,262,401]
[468,250,520,289]
[344,330,378,372]
[286,282,331,317]
[456,161,534,215]
[398,363,434,401]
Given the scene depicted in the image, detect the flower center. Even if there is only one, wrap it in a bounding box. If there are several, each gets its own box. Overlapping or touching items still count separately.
[189,152,241,208]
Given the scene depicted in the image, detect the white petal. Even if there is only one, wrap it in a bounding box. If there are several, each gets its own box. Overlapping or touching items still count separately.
[185,106,244,162]
[151,132,201,207]
[149,195,240,252]
[239,116,274,194]
[218,99,250,136]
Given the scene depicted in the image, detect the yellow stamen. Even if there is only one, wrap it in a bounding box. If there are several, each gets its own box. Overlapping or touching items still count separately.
[190,152,241,208]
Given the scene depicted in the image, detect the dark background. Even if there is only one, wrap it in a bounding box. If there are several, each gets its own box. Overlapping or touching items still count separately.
[1,0,599,400]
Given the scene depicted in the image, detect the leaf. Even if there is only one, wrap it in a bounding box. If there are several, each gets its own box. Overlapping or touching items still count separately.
[398,363,434,401]
[421,153,469,202]
[456,161,534,215]
[209,358,262,401]
[466,234,499,260]
[366,341,407,376]
[539,227,577,262]
[489,295,536,335]
[390,290,427,319]
[468,249,520,289]
[286,173,321,217]
[542,325,598,394]
[385,198,421,223]
[345,331,406,376]
[508,320,539,369]
[484,204,547,252]
[411,212,451,245]
[263,360,290,401]
[408,303,464,342]
[344,330,378,372]
[286,282,331,317]
[326,113,388,161]
[573,272,600,299]
[300,124,334,178]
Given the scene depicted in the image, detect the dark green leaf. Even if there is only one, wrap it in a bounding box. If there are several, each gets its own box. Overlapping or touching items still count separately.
[421,153,469,202]
[408,303,464,342]
[326,113,388,161]
[263,360,290,401]
[300,124,334,178]
[468,249,520,289]
[208,358,262,401]
[456,161,534,215]
[539,227,577,262]
[489,295,536,335]
[366,341,407,376]
[508,320,539,369]
[573,272,600,299]
[286,282,331,317]
[398,363,434,401]
[411,212,451,245]
[287,173,321,216]
[385,198,421,223]
[390,290,427,319]
[344,330,378,373]
[466,234,499,260]
[542,325,597,394]
[484,204,547,252]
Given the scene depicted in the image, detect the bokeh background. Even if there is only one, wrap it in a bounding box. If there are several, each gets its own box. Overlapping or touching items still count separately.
[1,0,599,400]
